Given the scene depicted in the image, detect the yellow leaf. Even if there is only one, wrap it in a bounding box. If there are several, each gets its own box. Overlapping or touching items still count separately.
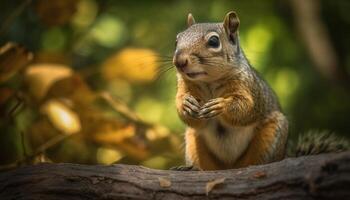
[252,171,267,179]
[158,177,171,188]
[146,125,170,141]
[206,178,225,195]
[46,74,95,106]
[42,99,81,134]
[0,43,33,83]
[25,64,73,100]
[96,147,123,165]
[93,124,135,143]
[101,48,158,83]
[91,123,150,161]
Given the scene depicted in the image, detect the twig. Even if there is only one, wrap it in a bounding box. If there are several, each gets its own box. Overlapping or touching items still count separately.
[0,133,73,171]
[33,134,72,156]
[98,92,152,128]
[7,92,24,119]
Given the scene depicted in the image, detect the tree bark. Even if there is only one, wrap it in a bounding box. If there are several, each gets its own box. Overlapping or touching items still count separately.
[0,151,349,200]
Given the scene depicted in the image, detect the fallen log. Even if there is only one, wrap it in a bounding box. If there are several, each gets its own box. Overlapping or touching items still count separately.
[0,151,349,200]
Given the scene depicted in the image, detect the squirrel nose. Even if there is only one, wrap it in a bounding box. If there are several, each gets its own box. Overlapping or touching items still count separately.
[173,50,189,70]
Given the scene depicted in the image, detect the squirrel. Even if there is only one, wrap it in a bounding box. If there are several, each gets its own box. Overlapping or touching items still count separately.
[172,11,348,171]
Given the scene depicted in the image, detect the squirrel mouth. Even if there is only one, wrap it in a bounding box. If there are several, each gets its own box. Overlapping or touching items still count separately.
[185,72,207,78]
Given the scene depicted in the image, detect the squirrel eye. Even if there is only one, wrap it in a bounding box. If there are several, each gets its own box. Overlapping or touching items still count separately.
[207,35,220,48]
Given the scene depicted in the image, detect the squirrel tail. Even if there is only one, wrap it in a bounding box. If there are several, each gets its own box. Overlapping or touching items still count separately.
[288,130,349,157]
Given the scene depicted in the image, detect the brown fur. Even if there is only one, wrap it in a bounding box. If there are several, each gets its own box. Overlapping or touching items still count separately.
[185,128,226,170]
[234,112,288,168]
[174,11,288,170]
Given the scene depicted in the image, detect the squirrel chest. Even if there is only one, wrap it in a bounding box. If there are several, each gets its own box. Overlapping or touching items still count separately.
[200,120,257,165]
[190,82,257,165]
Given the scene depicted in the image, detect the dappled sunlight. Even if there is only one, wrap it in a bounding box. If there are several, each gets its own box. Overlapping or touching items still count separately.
[243,23,273,70]
[41,28,67,52]
[145,125,170,141]
[142,155,168,169]
[267,68,300,109]
[71,0,98,29]
[96,147,123,165]
[90,14,126,48]
[135,97,164,124]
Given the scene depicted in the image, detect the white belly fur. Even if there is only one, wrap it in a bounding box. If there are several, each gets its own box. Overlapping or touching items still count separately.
[200,119,257,164]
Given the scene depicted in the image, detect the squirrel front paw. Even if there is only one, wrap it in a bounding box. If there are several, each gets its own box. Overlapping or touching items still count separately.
[198,97,226,119]
[182,95,201,118]
[170,165,199,171]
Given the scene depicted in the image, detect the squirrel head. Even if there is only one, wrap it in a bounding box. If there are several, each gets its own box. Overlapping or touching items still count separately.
[173,11,241,82]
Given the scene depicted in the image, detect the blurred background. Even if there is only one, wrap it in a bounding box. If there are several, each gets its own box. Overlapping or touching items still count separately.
[0,0,349,170]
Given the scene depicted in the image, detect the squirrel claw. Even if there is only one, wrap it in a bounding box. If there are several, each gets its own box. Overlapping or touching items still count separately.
[183,107,198,118]
[184,95,200,107]
[183,95,200,118]
[170,165,198,171]
[198,98,225,118]
[198,110,221,119]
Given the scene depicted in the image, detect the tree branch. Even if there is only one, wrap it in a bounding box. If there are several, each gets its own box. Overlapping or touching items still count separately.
[0,151,349,199]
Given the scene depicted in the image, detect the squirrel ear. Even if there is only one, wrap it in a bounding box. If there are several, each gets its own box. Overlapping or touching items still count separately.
[223,11,240,42]
[187,13,196,27]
